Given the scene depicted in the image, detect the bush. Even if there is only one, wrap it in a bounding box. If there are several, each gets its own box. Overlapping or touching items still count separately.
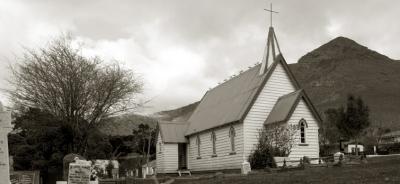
[248,126,297,169]
[248,147,276,169]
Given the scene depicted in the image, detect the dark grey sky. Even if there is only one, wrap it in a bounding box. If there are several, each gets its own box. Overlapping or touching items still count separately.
[0,0,399,113]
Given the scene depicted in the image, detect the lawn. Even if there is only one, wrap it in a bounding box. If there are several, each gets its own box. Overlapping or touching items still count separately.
[170,155,400,184]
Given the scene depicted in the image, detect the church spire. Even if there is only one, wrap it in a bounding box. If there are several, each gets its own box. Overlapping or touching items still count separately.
[259,3,281,75]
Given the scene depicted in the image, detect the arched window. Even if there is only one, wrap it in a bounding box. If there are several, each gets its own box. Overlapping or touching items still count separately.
[299,119,307,143]
[196,135,201,158]
[158,142,162,153]
[229,126,236,152]
[211,131,217,156]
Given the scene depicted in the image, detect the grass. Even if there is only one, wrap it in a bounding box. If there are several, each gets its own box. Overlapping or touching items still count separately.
[171,155,400,184]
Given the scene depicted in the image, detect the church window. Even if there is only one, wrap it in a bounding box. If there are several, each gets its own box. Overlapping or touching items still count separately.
[229,126,236,153]
[299,119,307,143]
[158,142,162,153]
[196,135,201,158]
[211,131,217,156]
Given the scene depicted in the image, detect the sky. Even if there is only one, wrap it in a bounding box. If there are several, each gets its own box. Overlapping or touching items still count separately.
[0,0,399,114]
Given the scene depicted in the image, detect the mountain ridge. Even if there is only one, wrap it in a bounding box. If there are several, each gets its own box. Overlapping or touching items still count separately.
[100,36,400,135]
[156,36,400,129]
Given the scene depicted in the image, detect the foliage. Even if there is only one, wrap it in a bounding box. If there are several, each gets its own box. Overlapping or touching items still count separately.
[109,135,135,159]
[363,121,390,149]
[261,124,298,156]
[320,108,343,155]
[320,109,342,145]
[325,94,370,155]
[106,160,114,178]
[9,36,143,155]
[336,95,370,140]
[249,124,298,169]
[9,108,115,180]
[86,131,113,160]
[132,124,157,166]
[248,144,276,169]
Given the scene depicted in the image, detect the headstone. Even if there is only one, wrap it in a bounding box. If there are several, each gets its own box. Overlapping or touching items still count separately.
[241,161,251,174]
[63,154,86,180]
[68,160,91,184]
[334,152,344,163]
[10,171,40,184]
[0,101,12,183]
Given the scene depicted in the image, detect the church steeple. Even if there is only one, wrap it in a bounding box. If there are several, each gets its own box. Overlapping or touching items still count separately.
[259,4,281,75]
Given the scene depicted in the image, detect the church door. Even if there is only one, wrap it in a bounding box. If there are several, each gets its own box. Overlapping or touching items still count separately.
[178,143,187,170]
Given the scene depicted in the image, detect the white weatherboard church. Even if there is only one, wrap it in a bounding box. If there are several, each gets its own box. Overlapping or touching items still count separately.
[156,21,321,173]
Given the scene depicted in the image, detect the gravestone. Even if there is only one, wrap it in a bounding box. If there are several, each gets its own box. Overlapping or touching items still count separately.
[241,161,251,174]
[63,154,86,180]
[10,171,40,184]
[0,101,12,183]
[68,160,91,184]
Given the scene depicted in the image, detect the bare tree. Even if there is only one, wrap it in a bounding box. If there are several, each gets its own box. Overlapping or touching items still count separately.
[9,36,143,155]
[262,123,298,156]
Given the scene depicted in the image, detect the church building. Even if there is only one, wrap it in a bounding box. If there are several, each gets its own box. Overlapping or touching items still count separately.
[156,21,321,173]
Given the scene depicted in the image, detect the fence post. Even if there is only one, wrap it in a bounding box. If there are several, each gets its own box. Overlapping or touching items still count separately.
[283,159,287,168]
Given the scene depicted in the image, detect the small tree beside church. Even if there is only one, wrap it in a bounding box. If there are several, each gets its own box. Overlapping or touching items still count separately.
[249,124,298,169]
[328,94,370,156]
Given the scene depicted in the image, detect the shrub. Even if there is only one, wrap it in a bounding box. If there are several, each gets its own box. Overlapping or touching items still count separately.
[248,147,276,169]
[248,125,298,169]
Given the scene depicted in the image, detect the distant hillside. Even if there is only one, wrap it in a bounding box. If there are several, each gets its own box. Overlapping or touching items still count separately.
[158,36,400,130]
[98,102,198,136]
[98,113,157,136]
[153,102,199,122]
[290,36,400,129]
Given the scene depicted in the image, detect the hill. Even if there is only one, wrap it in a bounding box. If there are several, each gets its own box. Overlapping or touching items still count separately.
[290,36,400,129]
[158,37,400,129]
[98,113,157,136]
[153,101,199,122]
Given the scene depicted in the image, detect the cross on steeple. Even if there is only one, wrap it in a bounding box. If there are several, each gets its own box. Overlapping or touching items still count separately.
[259,3,281,75]
[264,3,278,27]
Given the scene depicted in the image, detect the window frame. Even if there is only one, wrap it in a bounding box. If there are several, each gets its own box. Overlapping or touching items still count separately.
[229,126,236,154]
[299,119,307,144]
[211,131,217,157]
[196,135,201,159]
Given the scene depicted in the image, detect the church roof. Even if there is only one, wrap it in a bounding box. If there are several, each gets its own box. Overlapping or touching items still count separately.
[185,63,269,135]
[264,90,303,125]
[159,121,189,143]
[184,55,322,136]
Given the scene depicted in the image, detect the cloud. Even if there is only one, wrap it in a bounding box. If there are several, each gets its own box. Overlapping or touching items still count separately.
[0,0,399,113]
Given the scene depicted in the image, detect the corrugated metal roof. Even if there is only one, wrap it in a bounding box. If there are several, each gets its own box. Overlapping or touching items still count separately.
[185,64,268,135]
[159,121,189,143]
[265,90,303,125]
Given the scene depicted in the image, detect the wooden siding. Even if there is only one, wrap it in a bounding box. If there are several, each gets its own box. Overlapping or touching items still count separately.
[287,99,320,159]
[187,123,243,171]
[243,63,297,159]
[156,132,179,173]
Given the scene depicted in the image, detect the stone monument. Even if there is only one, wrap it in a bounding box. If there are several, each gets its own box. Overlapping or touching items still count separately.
[0,101,12,183]
[241,161,251,174]
[63,153,86,180]
[68,157,91,184]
